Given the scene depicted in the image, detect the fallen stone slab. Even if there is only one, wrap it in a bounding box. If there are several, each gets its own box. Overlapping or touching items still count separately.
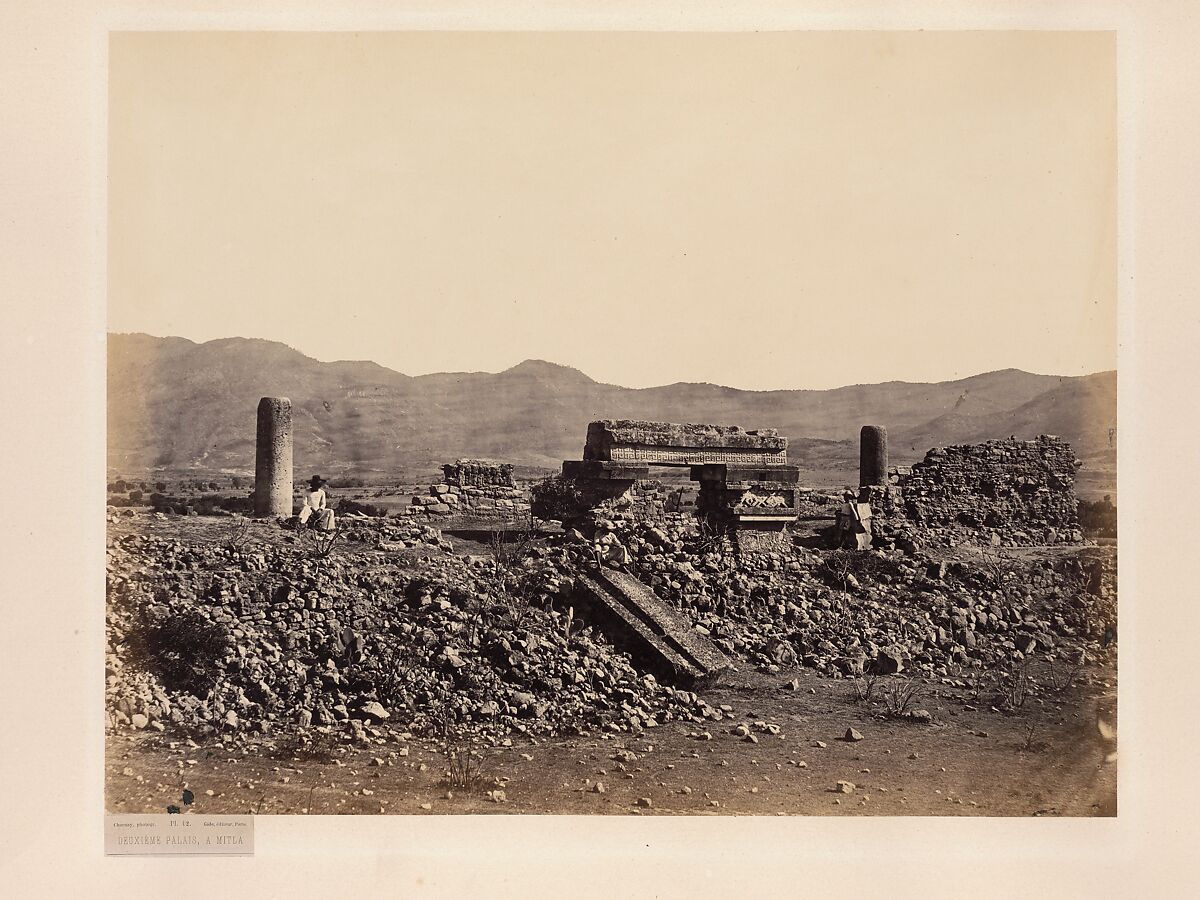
[575,568,732,687]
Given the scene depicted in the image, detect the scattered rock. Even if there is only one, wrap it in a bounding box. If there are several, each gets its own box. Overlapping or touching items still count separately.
[360,702,389,722]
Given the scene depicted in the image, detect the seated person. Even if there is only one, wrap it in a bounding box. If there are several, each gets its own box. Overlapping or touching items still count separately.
[296,475,336,531]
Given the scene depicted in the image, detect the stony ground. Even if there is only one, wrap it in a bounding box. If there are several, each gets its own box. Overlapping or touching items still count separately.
[107,665,1116,817]
[105,509,1116,817]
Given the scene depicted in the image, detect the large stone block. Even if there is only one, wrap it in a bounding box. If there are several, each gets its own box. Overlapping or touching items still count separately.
[584,419,788,467]
[691,463,800,488]
[575,569,731,686]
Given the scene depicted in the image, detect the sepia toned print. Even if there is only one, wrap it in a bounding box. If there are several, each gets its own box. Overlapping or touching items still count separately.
[105,31,1115,817]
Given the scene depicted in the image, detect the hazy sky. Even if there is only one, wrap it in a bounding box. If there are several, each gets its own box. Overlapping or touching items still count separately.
[109,31,1115,390]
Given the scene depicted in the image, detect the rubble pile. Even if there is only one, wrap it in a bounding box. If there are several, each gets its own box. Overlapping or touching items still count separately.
[335,517,451,549]
[546,515,1116,681]
[889,436,1083,547]
[405,460,531,520]
[590,479,697,520]
[105,521,711,745]
[106,467,1116,748]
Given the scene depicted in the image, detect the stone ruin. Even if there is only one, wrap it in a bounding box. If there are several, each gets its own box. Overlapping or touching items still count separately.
[609,479,699,519]
[562,419,800,553]
[407,459,530,520]
[853,426,1083,547]
[249,395,1083,550]
[547,419,801,683]
[894,436,1083,545]
[253,397,293,517]
[442,459,516,489]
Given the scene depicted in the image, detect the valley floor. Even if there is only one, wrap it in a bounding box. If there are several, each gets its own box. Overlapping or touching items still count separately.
[107,664,1116,817]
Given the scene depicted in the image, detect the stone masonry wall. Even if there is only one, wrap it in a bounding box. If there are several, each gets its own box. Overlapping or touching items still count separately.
[407,460,530,520]
[893,436,1082,546]
[602,480,699,521]
[442,459,516,489]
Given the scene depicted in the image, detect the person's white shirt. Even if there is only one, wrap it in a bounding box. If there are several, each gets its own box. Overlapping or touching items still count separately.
[297,487,329,524]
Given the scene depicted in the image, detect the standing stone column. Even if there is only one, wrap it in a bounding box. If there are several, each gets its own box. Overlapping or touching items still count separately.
[859,425,889,487]
[254,397,293,517]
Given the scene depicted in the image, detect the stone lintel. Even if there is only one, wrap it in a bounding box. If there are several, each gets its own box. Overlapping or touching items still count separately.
[585,419,788,465]
[690,464,800,484]
[731,509,799,521]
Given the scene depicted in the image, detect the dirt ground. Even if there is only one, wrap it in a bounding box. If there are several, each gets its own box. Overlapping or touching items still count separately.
[107,662,1116,817]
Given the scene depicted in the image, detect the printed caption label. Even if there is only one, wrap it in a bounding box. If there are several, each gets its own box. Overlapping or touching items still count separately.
[105,814,254,856]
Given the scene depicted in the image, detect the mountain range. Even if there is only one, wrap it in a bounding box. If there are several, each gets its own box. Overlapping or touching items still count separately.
[107,333,1116,492]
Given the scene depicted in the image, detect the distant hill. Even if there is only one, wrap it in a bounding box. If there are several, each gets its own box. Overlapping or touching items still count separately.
[107,334,1116,490]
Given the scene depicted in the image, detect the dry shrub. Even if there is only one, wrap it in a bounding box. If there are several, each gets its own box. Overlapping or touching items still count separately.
[881,675,926,716]
[271,729,340,764]
[301,526,343,559]
[132,610,232,695]
[849,673,879,703]
[435,719,490,790]
[530,475,589,523]
[223,515,252,550]
[1000,655,1033,710]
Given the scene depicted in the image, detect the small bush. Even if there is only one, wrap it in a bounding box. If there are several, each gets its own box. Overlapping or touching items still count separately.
[132,610,232,695]
[301,526,343,559]
[849,673,879,703]
[1077,495,1117,538]
[881,675,925,716]
[816,550,903,590]
[1000,655,1034,710]
[530,475,590,523]
[436,720,490,790]
[223,515,253,550]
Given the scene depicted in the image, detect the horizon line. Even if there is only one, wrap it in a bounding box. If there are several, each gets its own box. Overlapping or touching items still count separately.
[108,330,1118,395]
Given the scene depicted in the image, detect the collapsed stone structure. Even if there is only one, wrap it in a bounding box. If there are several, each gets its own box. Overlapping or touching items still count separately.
[109,403,1115,753]
[442,459,516,489]
[894,436,1083,545]
[562,420,799,552]
[253,397,293,517]
[854,429,1083,547]
[408,459,530,520]
[611,480,699,519]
